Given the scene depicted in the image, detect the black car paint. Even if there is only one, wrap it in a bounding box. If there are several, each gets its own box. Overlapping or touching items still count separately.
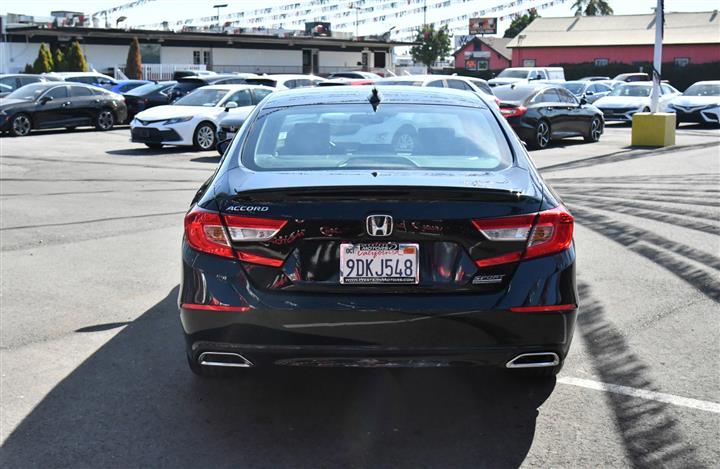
[496,83,603,148]
[167,75,249,101]
[0,83,127,135]
[179,86,577,372]
[122,81,176,121]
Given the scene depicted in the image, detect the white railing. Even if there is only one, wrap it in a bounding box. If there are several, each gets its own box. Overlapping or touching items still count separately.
[117,63,207,80]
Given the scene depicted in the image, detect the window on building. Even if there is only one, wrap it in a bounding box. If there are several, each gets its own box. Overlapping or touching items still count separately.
[522,59,536,67]
[139,43,161,64]
[203,51,211,65]
[476,59,489,71]
[373,51,386,68]
[674,57,690,67]
[594,58,609,66]
[193,51,201,65]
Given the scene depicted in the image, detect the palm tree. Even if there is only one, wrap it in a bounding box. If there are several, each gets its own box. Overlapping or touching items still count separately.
[572,0,614,16]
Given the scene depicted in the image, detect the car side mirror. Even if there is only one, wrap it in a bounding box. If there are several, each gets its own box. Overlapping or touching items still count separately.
[224,101,239,111]
[39,96,53,105]
[579,97,588,105]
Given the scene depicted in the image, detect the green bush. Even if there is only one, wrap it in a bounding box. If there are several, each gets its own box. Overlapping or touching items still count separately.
[32,43,54,73]
[53,48,66,72]
[63,41,89,72]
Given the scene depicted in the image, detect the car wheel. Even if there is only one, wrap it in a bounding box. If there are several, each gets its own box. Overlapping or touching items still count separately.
[392,127,417,152]
[95,109,115,131]
[9,113,32,137]
[217,140,229,156]
[584,116,603,142]
[193,122,216,151]
[642,107,650,112]
[145,143,163,149]
[529,120,551,150]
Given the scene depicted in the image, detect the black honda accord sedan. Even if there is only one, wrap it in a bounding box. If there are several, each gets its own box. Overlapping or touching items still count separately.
[0,82,126,136]
[494,83,604,150]
[180,86,577,378]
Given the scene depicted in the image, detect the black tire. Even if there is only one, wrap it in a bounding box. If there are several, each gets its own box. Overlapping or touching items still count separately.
[642,107,650,112]
[9,113,32,137]
[217,140,229,156]
[527,120,551,150]
[193,121,216,151]
[186,355,236,378]
[145,143,163,149]
[95,109,115,131]
[391,126,417,153]
[584,116,603,142]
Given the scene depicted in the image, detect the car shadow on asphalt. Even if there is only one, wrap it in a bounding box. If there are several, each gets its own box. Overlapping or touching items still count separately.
[576,282,702,467]
[190,155,222,164]
[106,147,200,156]
[1,286,555,468]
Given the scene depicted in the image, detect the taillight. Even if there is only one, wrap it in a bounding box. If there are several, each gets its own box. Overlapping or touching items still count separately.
[472,205,574,267]
[184,207,287,265]
[499,105,527,118]
[184,207,234,258]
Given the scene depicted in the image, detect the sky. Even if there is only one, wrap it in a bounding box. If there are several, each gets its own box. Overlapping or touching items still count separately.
[1,0,717,35]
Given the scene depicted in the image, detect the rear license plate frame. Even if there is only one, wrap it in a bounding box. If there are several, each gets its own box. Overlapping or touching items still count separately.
[339,242,420,285]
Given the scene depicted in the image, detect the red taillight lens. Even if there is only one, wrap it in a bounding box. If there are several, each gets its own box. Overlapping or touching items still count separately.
[184,208,288,265]
[472,205,574,267]
[525,206,574,259]
[500,105,527,118]
[184,207,234,258]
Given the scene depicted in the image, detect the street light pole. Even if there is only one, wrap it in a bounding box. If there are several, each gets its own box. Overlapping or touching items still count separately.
[213,3,228,25]
[354,6,361,39]
[423,0,427,27]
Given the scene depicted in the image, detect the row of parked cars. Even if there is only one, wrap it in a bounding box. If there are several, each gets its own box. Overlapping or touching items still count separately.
[1,69,718,152]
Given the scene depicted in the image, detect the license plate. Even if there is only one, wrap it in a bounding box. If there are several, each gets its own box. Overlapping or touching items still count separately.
[339,242,419,285]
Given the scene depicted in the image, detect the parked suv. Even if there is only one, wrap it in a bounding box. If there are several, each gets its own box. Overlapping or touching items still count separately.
[488,67,565,87]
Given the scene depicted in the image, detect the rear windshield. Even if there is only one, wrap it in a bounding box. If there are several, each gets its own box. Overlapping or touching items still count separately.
[497,69,529,79]
[6,83,50,100]
[492,86,535,102]
[238,104,512,172]
[245,78,277,87]
[562,82,585,94]
[125,82,169,95]
[610,85,651,97]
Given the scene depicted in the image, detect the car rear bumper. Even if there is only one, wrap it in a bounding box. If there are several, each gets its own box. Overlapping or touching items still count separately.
[179,245,578,368]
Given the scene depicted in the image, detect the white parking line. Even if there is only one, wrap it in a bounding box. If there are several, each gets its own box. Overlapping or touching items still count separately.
[558,376,720,414]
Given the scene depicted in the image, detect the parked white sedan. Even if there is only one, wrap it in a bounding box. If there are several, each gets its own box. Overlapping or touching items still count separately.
[130,84,273,150]
[665,80,720,127]
[593,82,680,122]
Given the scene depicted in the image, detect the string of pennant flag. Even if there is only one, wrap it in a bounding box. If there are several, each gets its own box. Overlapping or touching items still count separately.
[96,0,566,41]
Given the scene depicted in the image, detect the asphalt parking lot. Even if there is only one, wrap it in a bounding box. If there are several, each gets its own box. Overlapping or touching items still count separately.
[1,123,719,468]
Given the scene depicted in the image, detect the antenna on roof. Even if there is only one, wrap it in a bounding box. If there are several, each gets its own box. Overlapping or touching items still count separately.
[368,87,381,112]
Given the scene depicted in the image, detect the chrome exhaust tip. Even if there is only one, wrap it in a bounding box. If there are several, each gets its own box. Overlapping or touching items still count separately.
[506,352,560,369]
[198,352,253,368]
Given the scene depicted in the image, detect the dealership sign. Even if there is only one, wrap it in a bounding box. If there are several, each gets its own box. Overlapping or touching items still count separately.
[469,17,497,35]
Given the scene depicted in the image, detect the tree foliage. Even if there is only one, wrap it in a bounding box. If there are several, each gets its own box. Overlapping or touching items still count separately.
[125,37,143,79]
[53,48,66,72]
[32,43,54,73]
[23,63,34,73]
[63,41,89,72]
[572,0,614,16]
[410,24,452,68]
[503,8,539,38]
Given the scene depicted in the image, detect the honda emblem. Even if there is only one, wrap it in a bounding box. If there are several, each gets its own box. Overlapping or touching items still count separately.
[366,215,393,237]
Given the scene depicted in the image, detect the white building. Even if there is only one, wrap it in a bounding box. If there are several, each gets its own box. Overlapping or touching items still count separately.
[1,24,410,77]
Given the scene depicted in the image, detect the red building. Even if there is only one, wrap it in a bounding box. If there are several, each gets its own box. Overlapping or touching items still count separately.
[507,11,720,67]
[453,36,512,71]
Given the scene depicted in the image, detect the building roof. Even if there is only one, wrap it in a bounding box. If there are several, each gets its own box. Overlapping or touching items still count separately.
[507,11,720,48]
[3,25,415,49]
[453,36,512,60]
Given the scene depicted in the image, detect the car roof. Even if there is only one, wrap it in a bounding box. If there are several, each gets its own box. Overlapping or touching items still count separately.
[693,80,720,85]
[260,85,489,109]
[197,84,274,91]
[266,74,322,80]
[47,72,110,77]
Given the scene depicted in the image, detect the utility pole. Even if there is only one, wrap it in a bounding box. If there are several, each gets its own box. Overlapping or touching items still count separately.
[423,0,427,27]
[650,0,663,113]
[354,5,361,39]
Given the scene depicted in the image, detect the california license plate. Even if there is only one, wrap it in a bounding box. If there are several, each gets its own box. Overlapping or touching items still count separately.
[339,242,419,284]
